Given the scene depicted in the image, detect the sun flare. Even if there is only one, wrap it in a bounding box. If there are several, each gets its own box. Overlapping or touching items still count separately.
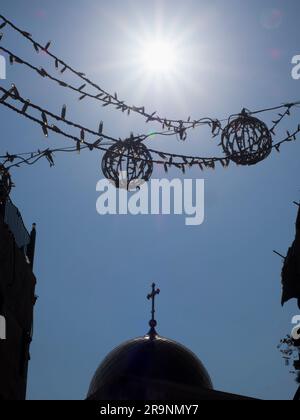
[139,39,178,75]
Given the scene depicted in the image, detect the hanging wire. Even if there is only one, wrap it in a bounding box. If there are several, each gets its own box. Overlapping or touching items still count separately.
[0,85,299,173]
[1,14,299,137]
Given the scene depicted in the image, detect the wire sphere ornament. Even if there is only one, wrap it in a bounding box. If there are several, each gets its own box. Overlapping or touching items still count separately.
[102,139,153,189]
[221,111,273,166]
[0,165,12,202]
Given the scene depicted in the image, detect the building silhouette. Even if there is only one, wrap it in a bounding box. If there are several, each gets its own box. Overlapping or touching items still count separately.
[282,205,300,309]
[281,205,300,400]
[87,284,255,400]
[0,197,36,400]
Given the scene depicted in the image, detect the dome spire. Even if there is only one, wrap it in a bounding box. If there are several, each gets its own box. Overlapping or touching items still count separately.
[147,283,160,339]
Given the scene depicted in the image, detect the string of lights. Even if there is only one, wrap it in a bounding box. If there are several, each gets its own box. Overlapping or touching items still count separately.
[0,84,198,146]
[0,86,228,168]
[1,123,299,173]
[1,14,299,138]
[0,44,299,146]
[1,145,90,169]
[0,15,300,188]
[0,45,222,140]
[0,14,218,134]
[0,84,299,179]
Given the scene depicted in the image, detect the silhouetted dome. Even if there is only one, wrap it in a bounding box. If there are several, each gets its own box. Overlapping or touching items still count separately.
[87,333,213,400]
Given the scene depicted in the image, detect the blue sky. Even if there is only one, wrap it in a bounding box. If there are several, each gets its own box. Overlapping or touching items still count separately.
[0,0,300,400]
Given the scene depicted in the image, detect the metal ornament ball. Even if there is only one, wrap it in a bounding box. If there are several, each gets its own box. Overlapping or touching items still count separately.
[102,139,153,190]
[221,111,273,166]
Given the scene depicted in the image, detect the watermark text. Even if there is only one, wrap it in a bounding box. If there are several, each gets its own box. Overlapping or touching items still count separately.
[292,55,300,80]
[96,174,205,226]
[292,315,300,341]
[0,55,6,80]
[0,315,6,340]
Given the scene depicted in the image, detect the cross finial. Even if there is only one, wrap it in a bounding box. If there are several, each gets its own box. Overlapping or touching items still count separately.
[147,283,160,337]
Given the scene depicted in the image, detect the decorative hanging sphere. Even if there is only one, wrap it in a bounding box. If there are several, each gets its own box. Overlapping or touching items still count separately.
[102,139,153,189]
[221,111,273,166]
[0,165,12,202]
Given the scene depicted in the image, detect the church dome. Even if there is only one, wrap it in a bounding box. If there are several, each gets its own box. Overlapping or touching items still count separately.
[87,333,213,400]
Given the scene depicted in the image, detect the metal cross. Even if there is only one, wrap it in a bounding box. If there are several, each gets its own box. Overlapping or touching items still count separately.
[147,283,160,323]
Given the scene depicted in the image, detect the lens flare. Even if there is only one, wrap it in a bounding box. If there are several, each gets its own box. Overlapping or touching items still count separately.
[140,40,177,75]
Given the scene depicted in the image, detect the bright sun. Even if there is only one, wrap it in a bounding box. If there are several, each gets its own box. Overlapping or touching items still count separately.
[140,40,177,75]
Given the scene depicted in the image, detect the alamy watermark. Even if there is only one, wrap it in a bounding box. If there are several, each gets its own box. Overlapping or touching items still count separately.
[96,173,205,226]
[291,315,300,341]
[292,55,300,80]
[0,54,6,80]
[0,315,6,340]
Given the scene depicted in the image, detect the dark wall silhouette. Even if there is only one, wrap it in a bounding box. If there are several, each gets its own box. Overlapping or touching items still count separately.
[0,213,36,400]
[282,208,300,309]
